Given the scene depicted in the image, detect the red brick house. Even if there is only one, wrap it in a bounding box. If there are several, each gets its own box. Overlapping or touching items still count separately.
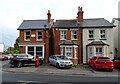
[17,10,54,62]
[52,7,83,64]
[17,6,114,64]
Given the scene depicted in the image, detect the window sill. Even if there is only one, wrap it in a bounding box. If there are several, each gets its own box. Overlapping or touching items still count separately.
[88,39,95,40]
[24,40,30,41]
[71,39,78,40]
[99,39,107,40]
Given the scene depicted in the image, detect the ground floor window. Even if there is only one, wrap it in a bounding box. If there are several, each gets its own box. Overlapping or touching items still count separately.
[27,46,44,58]
[65,47,72,59]
[96,47,103,56]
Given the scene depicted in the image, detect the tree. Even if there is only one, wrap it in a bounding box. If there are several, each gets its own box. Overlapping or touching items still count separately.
[14,37,19,54]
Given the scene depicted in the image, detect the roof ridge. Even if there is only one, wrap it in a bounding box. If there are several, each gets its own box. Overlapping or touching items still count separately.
[84,18,104,20]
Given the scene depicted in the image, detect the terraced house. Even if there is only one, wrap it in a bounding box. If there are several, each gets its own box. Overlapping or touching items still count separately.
[17,7,115,64]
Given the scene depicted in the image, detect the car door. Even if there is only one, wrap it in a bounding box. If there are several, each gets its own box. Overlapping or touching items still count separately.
[49,56,54,65]
[52,56,57,66]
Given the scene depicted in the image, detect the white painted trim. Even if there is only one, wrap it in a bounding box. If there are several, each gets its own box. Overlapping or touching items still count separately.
[70,29,78,30]
[36,31,43,41]
[24,45,45,58]
[71,30,78,40]
[59,29,68,30]
[24,30,31,41]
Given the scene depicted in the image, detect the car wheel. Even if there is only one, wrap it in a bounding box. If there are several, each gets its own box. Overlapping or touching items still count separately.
[48,61,52,66]
[56,63,60,69]
[17,62,22,68]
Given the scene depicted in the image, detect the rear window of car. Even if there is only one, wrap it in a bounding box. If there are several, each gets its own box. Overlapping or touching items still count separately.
[98,57,110,61]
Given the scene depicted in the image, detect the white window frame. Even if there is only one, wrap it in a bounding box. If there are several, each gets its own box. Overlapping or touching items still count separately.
[71,30,77,40]
[95,47,103,56]
[65,46,72,59]
[60,30,67,40]
[24,31,30,41]
[26,45,44,58]
[60,47,63,55]
[88,30,94,39]
[100,29,106,39]
[36,31,43,41]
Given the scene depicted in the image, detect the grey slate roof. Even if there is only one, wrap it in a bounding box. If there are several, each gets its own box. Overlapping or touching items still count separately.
[17,19,54,30]
[54,18,114,28]
[87,41,109,46]
[114,18,120,22]
[59,40,79,46]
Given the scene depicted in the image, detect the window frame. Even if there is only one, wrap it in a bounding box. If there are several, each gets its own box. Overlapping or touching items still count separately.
[71,30,78,40]
[60,30,67,40]
[24,31,30,41]
[36,31,43,41]
[100,29,106,39]
[65,46,72,59]
[88,30,94,39]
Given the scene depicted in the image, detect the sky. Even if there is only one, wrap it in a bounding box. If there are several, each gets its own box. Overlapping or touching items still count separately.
[0,0,119,47]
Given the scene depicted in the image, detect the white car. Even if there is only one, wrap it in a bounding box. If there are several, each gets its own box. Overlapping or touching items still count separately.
[49,55,73,68]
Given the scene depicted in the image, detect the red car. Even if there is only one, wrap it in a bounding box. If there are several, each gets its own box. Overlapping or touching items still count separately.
[0,55,8,61]
[113,56,120,70]
[89,56,114,71]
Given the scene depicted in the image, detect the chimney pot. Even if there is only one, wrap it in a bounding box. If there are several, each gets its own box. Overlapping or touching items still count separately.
[47,10,51,23]
[77,6,84,22]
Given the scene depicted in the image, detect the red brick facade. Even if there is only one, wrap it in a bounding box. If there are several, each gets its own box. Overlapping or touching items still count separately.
[52,28,83,64]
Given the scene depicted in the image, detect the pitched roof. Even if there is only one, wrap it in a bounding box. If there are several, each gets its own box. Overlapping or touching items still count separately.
[59,40,79,46]
[87,41,109,46]
[17,19,54,30]
[113,18,120,22]
[54,18,114,28]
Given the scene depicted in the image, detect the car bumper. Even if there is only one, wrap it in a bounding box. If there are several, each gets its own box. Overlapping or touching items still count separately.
[59,64,72,68]
[95,65,114,69]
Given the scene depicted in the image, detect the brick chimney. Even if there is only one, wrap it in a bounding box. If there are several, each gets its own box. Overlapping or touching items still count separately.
[77,6,84,22]
[47,10,51,23]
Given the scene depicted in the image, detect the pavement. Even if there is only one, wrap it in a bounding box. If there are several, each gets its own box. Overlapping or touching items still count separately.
[2,61,120,77]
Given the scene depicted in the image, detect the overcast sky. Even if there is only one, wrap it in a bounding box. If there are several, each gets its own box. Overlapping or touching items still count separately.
[0,0,119,46]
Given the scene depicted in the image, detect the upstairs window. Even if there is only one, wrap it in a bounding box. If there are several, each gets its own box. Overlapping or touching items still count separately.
[88,30,94,39]
[37,31,42,41]
[60,30,66,40]
[25,31,30,41]
[100,30,106,39]
[71,30,77,40]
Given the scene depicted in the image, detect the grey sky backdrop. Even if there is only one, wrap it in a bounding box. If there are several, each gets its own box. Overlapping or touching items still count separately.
[0,0,119,47]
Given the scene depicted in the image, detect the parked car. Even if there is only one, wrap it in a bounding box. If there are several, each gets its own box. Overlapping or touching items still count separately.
[0,55,8,61]
[113,56,120,70]
[49,55,73,68]
[9,54,43,68]
[89,56,114,71]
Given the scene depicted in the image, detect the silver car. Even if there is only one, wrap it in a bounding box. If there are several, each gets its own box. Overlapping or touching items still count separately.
[49,55,73,68]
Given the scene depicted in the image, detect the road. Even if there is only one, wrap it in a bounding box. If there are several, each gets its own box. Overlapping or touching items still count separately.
[1,60,120,84]
[2,71,120,84]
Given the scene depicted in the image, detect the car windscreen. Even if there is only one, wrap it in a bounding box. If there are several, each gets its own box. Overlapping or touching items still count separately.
[98,57,110,61]
[57,56,68,60]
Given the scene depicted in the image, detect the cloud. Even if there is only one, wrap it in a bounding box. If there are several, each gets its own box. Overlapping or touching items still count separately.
[0,0,119,46]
